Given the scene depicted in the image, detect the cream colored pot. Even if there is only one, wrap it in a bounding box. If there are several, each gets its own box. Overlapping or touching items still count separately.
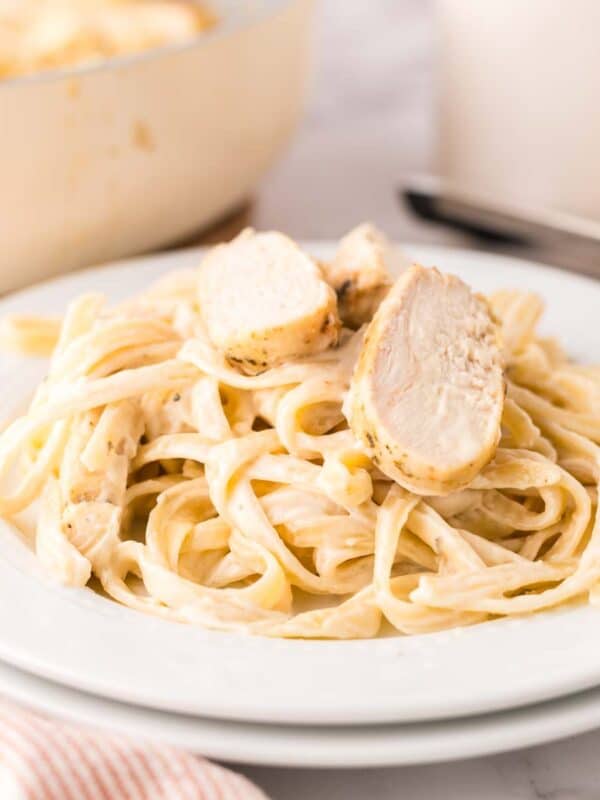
[0,0,315,292]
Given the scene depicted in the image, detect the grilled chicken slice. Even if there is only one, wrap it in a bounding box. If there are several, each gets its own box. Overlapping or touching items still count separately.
[198,230,340,374]
[348,264,504,494]
[321,224,407,329]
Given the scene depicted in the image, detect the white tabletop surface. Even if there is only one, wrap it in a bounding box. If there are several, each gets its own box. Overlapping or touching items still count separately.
[237,1,600,797]
[241,732,600,800]
[253,0,469,248]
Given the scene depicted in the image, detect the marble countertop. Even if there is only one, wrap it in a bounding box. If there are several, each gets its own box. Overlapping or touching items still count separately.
[233,2,600,798]
[253,0,468,248]
[242,733,600,800]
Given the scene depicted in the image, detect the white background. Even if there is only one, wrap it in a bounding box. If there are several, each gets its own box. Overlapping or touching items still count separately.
[254,0,469,246]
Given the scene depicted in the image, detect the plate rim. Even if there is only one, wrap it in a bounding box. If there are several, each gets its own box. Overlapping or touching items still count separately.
[3,654,600,768]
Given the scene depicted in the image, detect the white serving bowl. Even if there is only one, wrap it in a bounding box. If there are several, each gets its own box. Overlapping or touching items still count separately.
[0,0,315,292]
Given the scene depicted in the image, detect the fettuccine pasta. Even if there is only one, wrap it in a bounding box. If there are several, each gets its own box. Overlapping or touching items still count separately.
[0,237,598,639]
[0,1,215,80]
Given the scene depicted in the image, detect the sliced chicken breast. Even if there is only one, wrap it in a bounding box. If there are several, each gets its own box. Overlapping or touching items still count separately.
[348,264,504,494]
[198,230,340,374]
[321,223,408,329]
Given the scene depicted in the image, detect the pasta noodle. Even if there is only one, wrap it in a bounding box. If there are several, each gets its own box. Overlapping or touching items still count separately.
[0,1,215,80]
[0,261,598,639]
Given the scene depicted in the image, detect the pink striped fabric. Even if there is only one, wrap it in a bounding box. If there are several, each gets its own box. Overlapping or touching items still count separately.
[0,701,269,800]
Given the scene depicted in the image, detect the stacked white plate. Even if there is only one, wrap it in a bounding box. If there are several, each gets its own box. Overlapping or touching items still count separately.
[0,244,599,768]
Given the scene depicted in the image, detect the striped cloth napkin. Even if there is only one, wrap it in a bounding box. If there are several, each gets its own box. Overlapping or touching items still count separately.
[0,701,269,800]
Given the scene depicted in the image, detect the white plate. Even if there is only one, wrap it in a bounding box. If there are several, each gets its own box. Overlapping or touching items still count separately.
[0,244,598,727]
[3,655,600,768]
